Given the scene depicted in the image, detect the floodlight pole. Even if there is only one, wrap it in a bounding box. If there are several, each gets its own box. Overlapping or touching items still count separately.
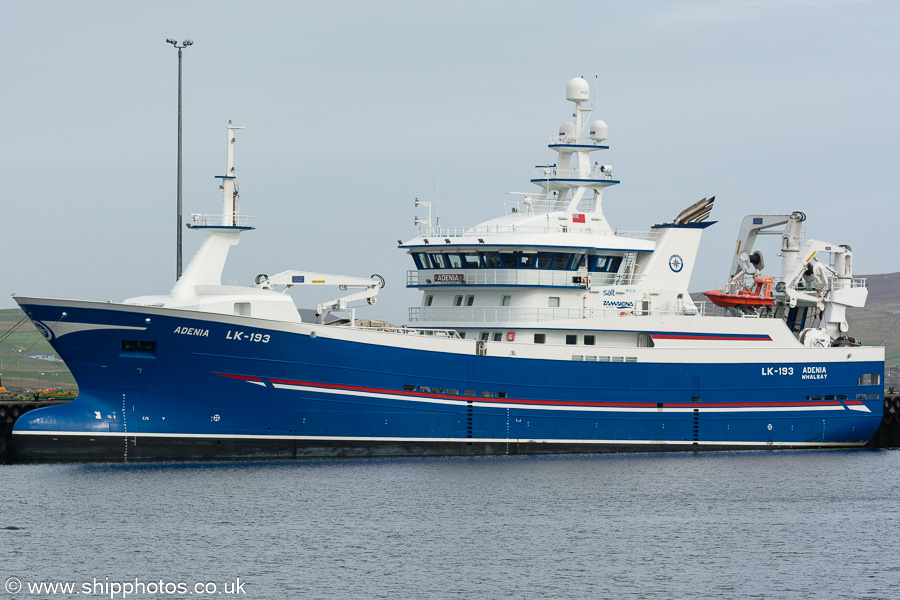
[166,38,193,280]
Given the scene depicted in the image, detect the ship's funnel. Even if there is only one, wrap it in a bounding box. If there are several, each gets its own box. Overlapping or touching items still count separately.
[674,196,715,225]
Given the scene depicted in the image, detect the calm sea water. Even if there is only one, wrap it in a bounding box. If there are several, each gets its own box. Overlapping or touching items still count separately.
[2,450,899,600]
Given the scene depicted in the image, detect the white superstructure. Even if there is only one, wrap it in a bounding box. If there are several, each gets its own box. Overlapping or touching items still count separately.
[397,77,869,352]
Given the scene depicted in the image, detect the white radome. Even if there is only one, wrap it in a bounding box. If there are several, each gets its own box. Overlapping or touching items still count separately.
[589,120,608,141]
[565,77,590,103]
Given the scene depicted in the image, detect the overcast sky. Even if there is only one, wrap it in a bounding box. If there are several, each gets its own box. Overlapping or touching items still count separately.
[3,0,898,324]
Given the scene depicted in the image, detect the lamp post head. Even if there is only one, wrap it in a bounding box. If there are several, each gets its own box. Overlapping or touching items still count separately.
[165,39,193,49]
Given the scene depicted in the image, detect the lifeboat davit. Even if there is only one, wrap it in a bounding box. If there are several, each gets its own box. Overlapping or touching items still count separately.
[703,276,774,308]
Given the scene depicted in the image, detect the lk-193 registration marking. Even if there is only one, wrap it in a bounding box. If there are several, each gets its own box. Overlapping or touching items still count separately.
[226,330,270,343]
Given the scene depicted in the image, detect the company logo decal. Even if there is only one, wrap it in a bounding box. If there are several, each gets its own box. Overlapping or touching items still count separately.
[34,320,54,341]
[669,254,684,273]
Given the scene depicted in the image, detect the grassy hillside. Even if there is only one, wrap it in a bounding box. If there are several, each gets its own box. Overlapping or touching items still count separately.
[848,272,900,366]
[0,308,77,393]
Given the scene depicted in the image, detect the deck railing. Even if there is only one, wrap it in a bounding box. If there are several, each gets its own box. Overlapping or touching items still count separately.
[406,270,641,288]
[355,325,462,339]
[408,305,714,323]
[415,224,658,240]
[189,213,255,227]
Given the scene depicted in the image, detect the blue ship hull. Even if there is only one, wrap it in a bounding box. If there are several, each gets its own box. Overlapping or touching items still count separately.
[11,298,884,462]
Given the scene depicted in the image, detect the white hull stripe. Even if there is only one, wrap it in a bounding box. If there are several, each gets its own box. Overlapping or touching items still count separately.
[12,430,866,447]
[267,381,867,414]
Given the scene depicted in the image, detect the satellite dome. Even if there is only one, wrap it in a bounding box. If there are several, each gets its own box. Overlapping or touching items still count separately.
[566,77,590,103]
[589,120,608,142]
[558,122,575,139]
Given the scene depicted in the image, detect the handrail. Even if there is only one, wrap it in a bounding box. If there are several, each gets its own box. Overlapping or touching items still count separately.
[530,166,614,181]
[415,224,658,240]
[406,270,642,288]
[408,304,725,323]
[355,325,461,339]
[189,213,255,227]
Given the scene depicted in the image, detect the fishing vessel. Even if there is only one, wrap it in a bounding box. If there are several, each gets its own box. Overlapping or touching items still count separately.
[11,78,884,461]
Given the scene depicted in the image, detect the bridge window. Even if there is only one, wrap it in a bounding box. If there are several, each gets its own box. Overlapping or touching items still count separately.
[417,249,592,271]
[483,252,502,268]
[462,252,482,268]
[424,295,433,306]
[501,295,511,306]
[584,335,595,345]
[571,254,586,270]
[454,295,463,306]
[566,334,577,345]
[519,252,536,268]
[466,295,475,306]
[534,333,546,344]
[548,297,560,307]
[552,253,572,269]
[589,255,623,273]
[492,332,502,342]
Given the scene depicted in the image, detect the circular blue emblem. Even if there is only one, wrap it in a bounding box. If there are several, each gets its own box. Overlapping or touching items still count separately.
[669,254,684,273]
[34,320,54,341]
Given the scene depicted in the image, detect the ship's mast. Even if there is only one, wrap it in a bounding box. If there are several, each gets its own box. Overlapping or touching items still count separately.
[529,78,618,227]
[171,122,254,298]
[218,121,245,227]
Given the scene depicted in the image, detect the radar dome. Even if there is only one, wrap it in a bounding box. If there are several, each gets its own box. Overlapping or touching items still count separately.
[558,122,575,139]
[566,77,590,103]
[589,120,608,141]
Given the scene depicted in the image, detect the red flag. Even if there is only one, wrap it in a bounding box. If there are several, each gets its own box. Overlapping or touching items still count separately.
[572,213,586,223]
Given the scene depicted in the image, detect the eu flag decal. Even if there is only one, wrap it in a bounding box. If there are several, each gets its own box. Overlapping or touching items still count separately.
[292,275,305,283]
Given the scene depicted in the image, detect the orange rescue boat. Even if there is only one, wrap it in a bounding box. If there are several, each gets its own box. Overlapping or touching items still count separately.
[703,276,774,308]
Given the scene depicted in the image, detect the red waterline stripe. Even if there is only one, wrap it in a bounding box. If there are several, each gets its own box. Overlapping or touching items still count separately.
[220,374,844,411]
[215,373,264,382]
[651,334,772,341]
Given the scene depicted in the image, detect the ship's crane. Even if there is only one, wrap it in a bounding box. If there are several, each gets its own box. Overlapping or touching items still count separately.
[253,271,384,324]
[724,211,867,347]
